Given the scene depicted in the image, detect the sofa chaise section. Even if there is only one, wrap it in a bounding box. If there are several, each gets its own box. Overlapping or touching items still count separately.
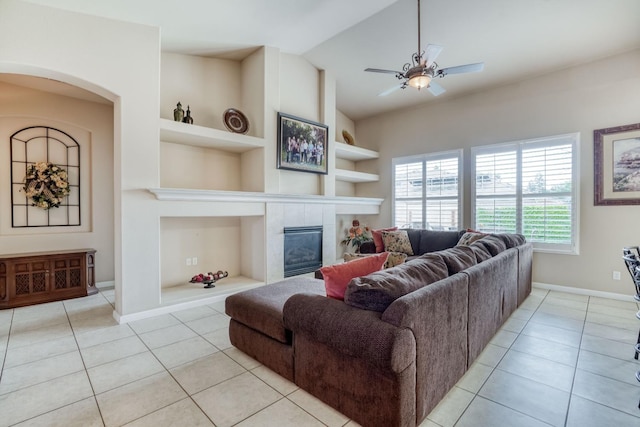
[225,277,325,381]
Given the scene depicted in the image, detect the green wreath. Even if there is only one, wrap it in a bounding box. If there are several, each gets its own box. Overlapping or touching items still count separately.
[22,162,71,210]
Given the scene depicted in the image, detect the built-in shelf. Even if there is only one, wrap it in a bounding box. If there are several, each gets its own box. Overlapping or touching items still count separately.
[149,188,382,205]
[334,169,379,183]
[161,275,263,306]
[159,118,265,153]
[335,142,379,161]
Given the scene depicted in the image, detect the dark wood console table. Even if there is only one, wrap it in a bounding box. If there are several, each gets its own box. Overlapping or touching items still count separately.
[0,249,96,309]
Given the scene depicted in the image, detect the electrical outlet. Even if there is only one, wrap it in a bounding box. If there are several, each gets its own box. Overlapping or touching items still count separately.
[186,258,192,266]
[192,257,198,266]
[612,271,621,280]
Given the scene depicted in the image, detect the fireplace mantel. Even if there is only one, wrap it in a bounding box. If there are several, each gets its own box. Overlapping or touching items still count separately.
[148,188,382,205]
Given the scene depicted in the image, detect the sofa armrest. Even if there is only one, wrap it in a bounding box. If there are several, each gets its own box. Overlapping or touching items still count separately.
[283,294,415,373]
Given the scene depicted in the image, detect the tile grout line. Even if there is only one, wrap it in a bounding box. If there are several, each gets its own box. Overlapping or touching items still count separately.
[450,289,551,426]
[560,293,588,427]
[0,309,15,386]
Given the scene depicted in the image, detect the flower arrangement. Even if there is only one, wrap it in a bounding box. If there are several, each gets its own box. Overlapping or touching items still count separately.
[340,219,372,250]
[22,162,70,210]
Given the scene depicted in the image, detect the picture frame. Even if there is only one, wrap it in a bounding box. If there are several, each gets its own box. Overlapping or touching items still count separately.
[594,122,640,205]
[277,112,328,175]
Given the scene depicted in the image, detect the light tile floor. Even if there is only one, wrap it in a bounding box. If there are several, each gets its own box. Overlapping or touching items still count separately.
[1,287,639,426]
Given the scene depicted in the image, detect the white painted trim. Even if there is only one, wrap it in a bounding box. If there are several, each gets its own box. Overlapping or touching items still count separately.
[96,280,114,290]
[533,282,635,302]
[148,188,384,206]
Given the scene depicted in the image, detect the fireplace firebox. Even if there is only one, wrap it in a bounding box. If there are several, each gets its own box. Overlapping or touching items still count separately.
[283,226,323,277]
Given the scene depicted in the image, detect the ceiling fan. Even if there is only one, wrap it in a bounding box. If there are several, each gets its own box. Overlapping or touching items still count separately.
[365,0,484,97]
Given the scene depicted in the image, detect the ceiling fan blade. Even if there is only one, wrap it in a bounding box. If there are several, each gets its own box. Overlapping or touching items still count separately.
[365,68,404,75]
[378,83,404,97]
[438,62,484,77]
[423,44,444,67]
[427,80,446,96]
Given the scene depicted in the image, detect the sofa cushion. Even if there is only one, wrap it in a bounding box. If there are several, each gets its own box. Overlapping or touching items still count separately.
[344,251,408,269]
[468,241,492,262]
[456,231,487,246]
[344,254,448,312]
[382,230,414,255]
[495,233,526,248]
[404,229,423,255]
[322,252,389,300]
[225,277,325,343]
[474,234,508,256]
[436,246,477,274]
[418,229,466,254]
[371,227,398,253]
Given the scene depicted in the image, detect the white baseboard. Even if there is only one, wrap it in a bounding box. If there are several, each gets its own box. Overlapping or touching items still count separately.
[112,284,262,324]
[113,293,226,324]
[533,282,636,302]
[96,280,114,290]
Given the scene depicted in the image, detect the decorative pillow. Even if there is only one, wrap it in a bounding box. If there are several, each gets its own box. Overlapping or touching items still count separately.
[344,251,408,269]
[381,230,414,255]
[321,252,389,300]
[371,227,398,253]
[456,231,487,246]
[344,253,448,312]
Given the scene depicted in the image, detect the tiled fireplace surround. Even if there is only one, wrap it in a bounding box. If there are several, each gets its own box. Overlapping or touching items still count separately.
[265,202,336,284]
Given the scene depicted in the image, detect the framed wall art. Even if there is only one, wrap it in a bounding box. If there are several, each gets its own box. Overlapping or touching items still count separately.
[277,112,328,175]
[594,122,640,205]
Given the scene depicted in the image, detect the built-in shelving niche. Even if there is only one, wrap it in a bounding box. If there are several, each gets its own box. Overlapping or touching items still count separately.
[159,119,266,193]
[159,215,265,306]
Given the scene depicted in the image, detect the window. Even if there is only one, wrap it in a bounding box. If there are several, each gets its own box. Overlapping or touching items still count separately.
[393,150,462,230]
[471,133,579,253]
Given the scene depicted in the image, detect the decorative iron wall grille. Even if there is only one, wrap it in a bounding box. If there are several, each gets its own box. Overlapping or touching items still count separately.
[10,126,81,227]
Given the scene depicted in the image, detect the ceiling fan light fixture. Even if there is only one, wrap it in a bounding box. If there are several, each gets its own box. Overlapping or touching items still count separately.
[408,74,431,89]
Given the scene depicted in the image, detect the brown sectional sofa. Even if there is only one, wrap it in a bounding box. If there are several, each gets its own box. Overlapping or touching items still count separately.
[225,231,532,427]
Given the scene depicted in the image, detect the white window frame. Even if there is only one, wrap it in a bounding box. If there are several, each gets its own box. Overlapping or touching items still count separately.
[392,149,463,230]
[471,133,580,254]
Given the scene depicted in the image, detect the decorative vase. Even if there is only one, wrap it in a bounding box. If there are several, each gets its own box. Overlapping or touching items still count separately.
[173,102,184,122]
[182,105,194,124]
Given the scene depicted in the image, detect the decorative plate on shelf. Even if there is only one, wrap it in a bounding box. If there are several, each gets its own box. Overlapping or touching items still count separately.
[223,108,249,134]
[342,129,355,145]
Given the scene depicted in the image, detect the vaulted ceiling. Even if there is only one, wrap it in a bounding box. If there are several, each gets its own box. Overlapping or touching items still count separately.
[17,0,640,120]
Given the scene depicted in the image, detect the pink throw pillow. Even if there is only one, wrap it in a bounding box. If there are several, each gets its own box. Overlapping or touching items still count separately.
[321,252,389,300]
[371,227,398,253]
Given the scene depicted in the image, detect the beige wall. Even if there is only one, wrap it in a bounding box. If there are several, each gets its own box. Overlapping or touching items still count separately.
[356,49,640,295]
[0,0,161,315]
[0,81,114,282]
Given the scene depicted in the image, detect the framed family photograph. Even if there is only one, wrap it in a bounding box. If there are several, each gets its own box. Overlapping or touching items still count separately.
[277,112,328,175]
[594,122,640,205]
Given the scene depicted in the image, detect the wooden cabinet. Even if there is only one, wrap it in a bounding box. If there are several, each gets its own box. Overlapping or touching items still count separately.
[0,249,96,309]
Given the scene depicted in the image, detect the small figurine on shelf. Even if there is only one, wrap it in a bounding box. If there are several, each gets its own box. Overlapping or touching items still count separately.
[182,105,194,124]
[173,102,184,122]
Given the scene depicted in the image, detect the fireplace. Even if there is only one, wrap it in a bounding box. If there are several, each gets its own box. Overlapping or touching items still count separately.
[283,226,323,277]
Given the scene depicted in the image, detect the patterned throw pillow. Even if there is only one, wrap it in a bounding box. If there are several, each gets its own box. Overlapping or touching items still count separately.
[371,227,398,253]
[344,251,408,269]
[456,231,487,246]
[381,230,414,255]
